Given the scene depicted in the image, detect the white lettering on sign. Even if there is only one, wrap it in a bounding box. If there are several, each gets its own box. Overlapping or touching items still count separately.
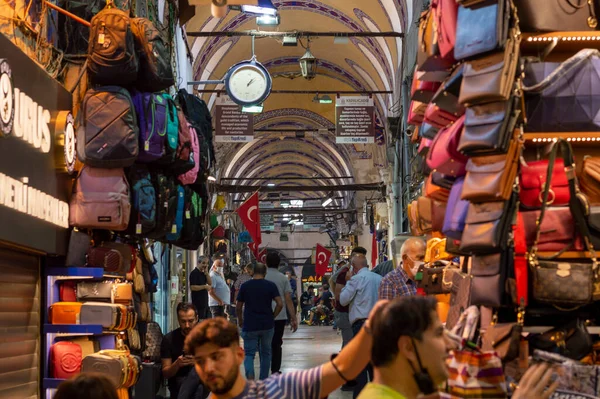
[12,88,52,153]
[0,172,69,228]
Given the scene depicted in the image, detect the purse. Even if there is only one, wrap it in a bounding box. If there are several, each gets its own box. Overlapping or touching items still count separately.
[442,177,470,240]
[470,251,511,307]
[515,0,599,32]
[417,9,455,72]
[458,98,520,156]
[432,200,448,232]
[82,353,126,388]
[521,207,583,252]
[408,100,427,125]
[417,196,433,234]
[419,122,440,140]
[482,317,522,362]
[580,156,600,205]
[411,73,441,103]
[425,238,453,262]
[454,0,510,60]
[459,195,517,254]
[446,271,474,330]
[430,65,465,116]
[523,49,600,132]
[529,319,593,360]
[458,30,520,106]
[49,302,83,324]
[420,261,460,295]
[460,130,521,202]
[426,115,468,177]
[59,281,77,302]
[87,247,124,273]
[51,341,82,379]
[432,0,459,60]
[520,159,570,209]
[423,102,461,129]
[66,229,91,267]
[425,173,451,202]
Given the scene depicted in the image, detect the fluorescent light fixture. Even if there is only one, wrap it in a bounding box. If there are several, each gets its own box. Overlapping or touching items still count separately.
[256,14,280,26]
[282,36,298,46]
[241,0,277,16]
[241,104,264,114]
[207,175,217,182]
[282,214,290,221]
[267,183,276,187]
[322,197,333,207]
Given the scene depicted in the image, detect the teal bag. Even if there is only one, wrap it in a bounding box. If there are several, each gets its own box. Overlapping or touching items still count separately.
[158,93,179,164]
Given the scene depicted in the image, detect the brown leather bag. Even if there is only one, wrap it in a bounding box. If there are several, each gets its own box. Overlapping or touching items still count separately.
[461,130,521,202]
[432,200,448,232]
[580,157,600,205]
[482,322,522,362]
[425,173,450,202]
[458,30,520,106]
[417,196,433,234]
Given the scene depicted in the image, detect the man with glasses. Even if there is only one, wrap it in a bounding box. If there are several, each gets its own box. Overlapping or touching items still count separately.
[379,238,426,300]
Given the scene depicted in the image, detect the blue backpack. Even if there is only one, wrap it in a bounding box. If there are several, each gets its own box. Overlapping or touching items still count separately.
[126,164,156,235]
[133,92,168,163]
[166,185,185,242]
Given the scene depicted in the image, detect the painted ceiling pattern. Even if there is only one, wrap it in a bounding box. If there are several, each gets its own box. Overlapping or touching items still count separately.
[186,0,407,195]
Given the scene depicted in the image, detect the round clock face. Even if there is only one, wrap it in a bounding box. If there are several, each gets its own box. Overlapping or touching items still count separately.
[226,63,271,105]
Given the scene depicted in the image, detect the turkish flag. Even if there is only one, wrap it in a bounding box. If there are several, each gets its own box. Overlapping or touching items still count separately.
[315,244,332,277]
[236,192,262,245]
[248,241,260,259]
[258,248,267,264]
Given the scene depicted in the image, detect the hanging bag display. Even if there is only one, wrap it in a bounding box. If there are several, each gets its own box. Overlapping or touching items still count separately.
[130,17,174,92]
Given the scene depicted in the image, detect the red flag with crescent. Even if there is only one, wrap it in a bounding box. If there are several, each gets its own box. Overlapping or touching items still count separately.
[258,248,267,264]
[315,244,332,277]
[248,241,260,259]
[237,192,262,245]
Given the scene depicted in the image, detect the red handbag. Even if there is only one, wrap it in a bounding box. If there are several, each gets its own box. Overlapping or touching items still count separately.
[426,115,468,177]
[423,102,459,129]
[411,73,441,103]
[408,101,427,125]
[519,159,570,209]
[521,208,584,252]
[51,341,82,379]
[59,281,77,302]
[432,0,458,60]
[418,138,433,156]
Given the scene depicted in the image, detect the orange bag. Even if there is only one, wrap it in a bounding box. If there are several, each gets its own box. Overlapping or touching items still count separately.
[49,302,83,324]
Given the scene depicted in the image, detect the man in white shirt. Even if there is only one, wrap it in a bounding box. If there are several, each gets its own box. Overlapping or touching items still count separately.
[209,256,230,319]
[340,254,382,398]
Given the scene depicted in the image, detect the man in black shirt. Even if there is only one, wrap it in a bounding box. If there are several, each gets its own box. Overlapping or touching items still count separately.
[320,284,334,310]
[161,303,200,399]
[190,256,212,320]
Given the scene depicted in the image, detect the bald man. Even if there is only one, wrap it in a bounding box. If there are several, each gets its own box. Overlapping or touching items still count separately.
[378,237,426,300]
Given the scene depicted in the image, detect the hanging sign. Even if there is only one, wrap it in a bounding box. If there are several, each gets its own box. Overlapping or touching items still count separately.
[0,33,72,255]
[215,96,254,143]
[335,96,375,144]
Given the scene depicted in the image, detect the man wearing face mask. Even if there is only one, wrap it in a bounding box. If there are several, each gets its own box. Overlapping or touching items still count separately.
[209,256,231,318]
[378,238,426,300]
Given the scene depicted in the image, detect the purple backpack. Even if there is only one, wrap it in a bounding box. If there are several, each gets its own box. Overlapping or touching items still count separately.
[442,176,469,240]
[69,167,131,231]
[177,123,200,185]
[133,92,169,163]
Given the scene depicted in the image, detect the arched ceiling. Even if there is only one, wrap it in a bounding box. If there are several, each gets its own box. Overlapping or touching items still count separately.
[186,1,406,204]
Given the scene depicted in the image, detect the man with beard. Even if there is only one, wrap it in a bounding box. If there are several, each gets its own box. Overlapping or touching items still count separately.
[190,256,212,320]
[184,301,388,399]
[162,303,200,399]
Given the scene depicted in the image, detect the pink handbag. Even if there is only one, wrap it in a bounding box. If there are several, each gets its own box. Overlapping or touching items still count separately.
[432,0,458,60]
[423,102,460,129]
[426,115,468,177]
[411,73,441,103]
[408,101,427,126]
[418,138,433,156]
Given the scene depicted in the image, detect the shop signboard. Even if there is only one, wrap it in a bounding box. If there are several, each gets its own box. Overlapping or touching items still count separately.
[0,33,72,255]
[215,95,254,143]
[335,96,375,144]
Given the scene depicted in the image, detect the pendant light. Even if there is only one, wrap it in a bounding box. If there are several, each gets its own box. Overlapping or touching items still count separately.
[299,39,317,80]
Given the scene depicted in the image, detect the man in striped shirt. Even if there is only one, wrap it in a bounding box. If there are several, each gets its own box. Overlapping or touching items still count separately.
[184,302,387,399]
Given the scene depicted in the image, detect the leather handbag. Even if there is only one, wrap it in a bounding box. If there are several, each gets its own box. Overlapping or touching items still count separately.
[411,73,441,103]
[420,261,460,295]
[417,196,433,234]
[461,130,521,202]
[458,98,520,156]
[418,138,433,156]
[442,177,470,240]
[423,102,461,129]
[470,251,511,307]
[430,65,465,116]
[408,100,427,125]
[529,319,593,360]
[446,271,473,330]
[431,171,456,189]
[482,320,522,362]
[82,353,126,388]
[432,0,459,60]
[417,9,454,72]
[59,281,77,302]
[425,238,454,262]
[432,200,448,232]
[520,159,570,209]
[521,208,583,252]
[580,157,600,205]
[419,122,440,140]
[515,0,599,32]
[80,302,120,329]
[51,341,82,379]
[460,195,517,254]
[459,30,520,106]
[426,115,468,177]
[100,242,134,273]
[87,247,124,273]
[454,0,510,60]
[523,49,600,132]
[49,302,83,324]
[425,173,451,202]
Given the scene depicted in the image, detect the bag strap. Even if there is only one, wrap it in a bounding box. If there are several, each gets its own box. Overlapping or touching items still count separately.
[514,211,528,307]
[522,49,600,93]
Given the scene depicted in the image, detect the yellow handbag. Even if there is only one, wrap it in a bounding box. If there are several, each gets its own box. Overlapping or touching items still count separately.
[425,238,452,263]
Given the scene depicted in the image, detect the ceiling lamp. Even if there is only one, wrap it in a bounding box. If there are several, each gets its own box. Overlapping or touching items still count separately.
[256,14,280,26]
[299,41,317,80]
[241,0,277,16]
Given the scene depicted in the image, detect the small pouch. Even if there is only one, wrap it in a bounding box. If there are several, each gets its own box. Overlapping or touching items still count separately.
[482,321,522,362]
[459,31,520,106]
[460,197,516,254]
[461,130,521,202]
[455,0,510,60]
[442,177,470,240]
[458,98,519,156]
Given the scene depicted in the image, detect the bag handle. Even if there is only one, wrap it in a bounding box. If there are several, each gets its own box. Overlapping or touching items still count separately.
[522,49,600,93]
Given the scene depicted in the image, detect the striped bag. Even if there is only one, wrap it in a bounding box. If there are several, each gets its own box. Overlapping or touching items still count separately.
[446,349,507,398]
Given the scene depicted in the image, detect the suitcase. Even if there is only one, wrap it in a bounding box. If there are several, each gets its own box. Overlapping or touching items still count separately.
[49,302,83,324]
[50,341,82,379]
[80,302,119,328]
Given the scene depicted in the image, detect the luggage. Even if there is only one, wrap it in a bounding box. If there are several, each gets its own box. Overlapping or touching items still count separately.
[50,341,82,379]
[126,165,156,235]
[130,18,174,92]
[88,7,138,85]
[49,302,83,324]
[78,87,139,168]
[133,92,169,163]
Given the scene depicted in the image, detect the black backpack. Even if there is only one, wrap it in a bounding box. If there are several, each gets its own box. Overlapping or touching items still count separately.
[125,165,156,236]
[77,86,139,168]
[88,7,138,85]
[173,187,205,250]
[146,172,178,240]
[131,18,174,92]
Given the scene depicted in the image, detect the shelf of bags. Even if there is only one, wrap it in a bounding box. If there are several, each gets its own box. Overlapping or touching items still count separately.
[43,378,65,389]
[46,267,104,279]
[521,31,600,53]
[524,326,600,334]
[524,132,600,144]
[44,324,103,335]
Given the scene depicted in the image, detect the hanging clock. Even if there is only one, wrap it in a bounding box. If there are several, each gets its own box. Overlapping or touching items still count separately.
[224,57,272,106]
